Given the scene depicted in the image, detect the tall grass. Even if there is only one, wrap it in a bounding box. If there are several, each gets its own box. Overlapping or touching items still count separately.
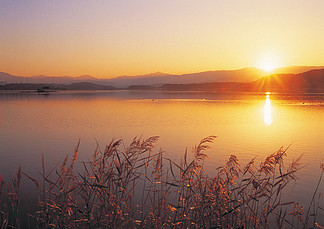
[0,136,323,228]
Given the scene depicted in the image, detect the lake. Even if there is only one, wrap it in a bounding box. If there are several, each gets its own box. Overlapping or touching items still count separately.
[0,90,324,217]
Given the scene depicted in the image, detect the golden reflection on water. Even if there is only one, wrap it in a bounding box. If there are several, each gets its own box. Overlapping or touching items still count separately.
[264,95,272,126]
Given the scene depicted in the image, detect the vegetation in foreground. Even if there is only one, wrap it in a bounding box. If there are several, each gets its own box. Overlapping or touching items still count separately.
[0,136,323,228]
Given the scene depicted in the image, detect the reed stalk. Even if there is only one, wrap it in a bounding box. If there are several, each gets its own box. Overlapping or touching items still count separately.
[0,136,323,228]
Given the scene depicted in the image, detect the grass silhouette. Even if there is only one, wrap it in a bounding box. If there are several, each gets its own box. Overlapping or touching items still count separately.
[0,136,323,228]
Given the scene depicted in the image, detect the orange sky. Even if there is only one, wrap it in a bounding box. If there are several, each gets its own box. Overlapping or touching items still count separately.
[1,0,324,78]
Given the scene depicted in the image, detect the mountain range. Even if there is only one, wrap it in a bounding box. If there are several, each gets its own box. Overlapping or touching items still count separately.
[159,69,324,93]
[252,69,324,93]
[1,66,323,88]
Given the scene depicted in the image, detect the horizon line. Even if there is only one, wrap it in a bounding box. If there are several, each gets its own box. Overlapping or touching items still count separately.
[1,65,324,79]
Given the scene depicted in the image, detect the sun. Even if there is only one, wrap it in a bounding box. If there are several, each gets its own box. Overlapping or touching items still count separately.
[260,62,278,73]
[256,51,281,73]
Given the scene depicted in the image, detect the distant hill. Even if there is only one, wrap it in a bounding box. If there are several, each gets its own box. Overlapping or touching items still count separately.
[0,68,282,87]
[1,66,324,88]
[0,83,62,91]
[101,68,267,87]
[0,72,23,83]
[272,66,324,74]
[252,69,324,93]
[88,66,324,87]
[113,72,172,80]
[61,82,116,90]
[130,69,324,93]
[0,72,99,85]
[0,82,116,91]
[1,69,323,92]
[159,82,250,92]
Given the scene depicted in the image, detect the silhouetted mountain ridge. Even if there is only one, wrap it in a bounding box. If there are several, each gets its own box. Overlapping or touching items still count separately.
[133,69,324,92]
[252,69,324,92]
[0,82,116,91]
[0,72,99,84]
[1,66,324,90]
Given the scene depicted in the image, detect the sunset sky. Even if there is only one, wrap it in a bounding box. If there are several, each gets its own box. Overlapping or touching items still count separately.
[1,0,324,78]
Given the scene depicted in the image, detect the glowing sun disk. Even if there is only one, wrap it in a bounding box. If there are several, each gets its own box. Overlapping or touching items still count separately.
[261,63,277,72]
[257,51,281,73]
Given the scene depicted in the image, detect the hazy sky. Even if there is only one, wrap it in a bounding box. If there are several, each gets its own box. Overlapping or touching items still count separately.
[1,0,324,78]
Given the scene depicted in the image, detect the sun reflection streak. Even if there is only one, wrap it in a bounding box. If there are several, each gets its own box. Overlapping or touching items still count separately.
[264,95,272,126]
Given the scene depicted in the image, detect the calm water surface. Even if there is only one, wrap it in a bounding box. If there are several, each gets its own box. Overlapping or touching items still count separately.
[0,90,324,212]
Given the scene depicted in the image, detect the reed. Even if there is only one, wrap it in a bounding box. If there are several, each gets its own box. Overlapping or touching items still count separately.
[0,136,323,228]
